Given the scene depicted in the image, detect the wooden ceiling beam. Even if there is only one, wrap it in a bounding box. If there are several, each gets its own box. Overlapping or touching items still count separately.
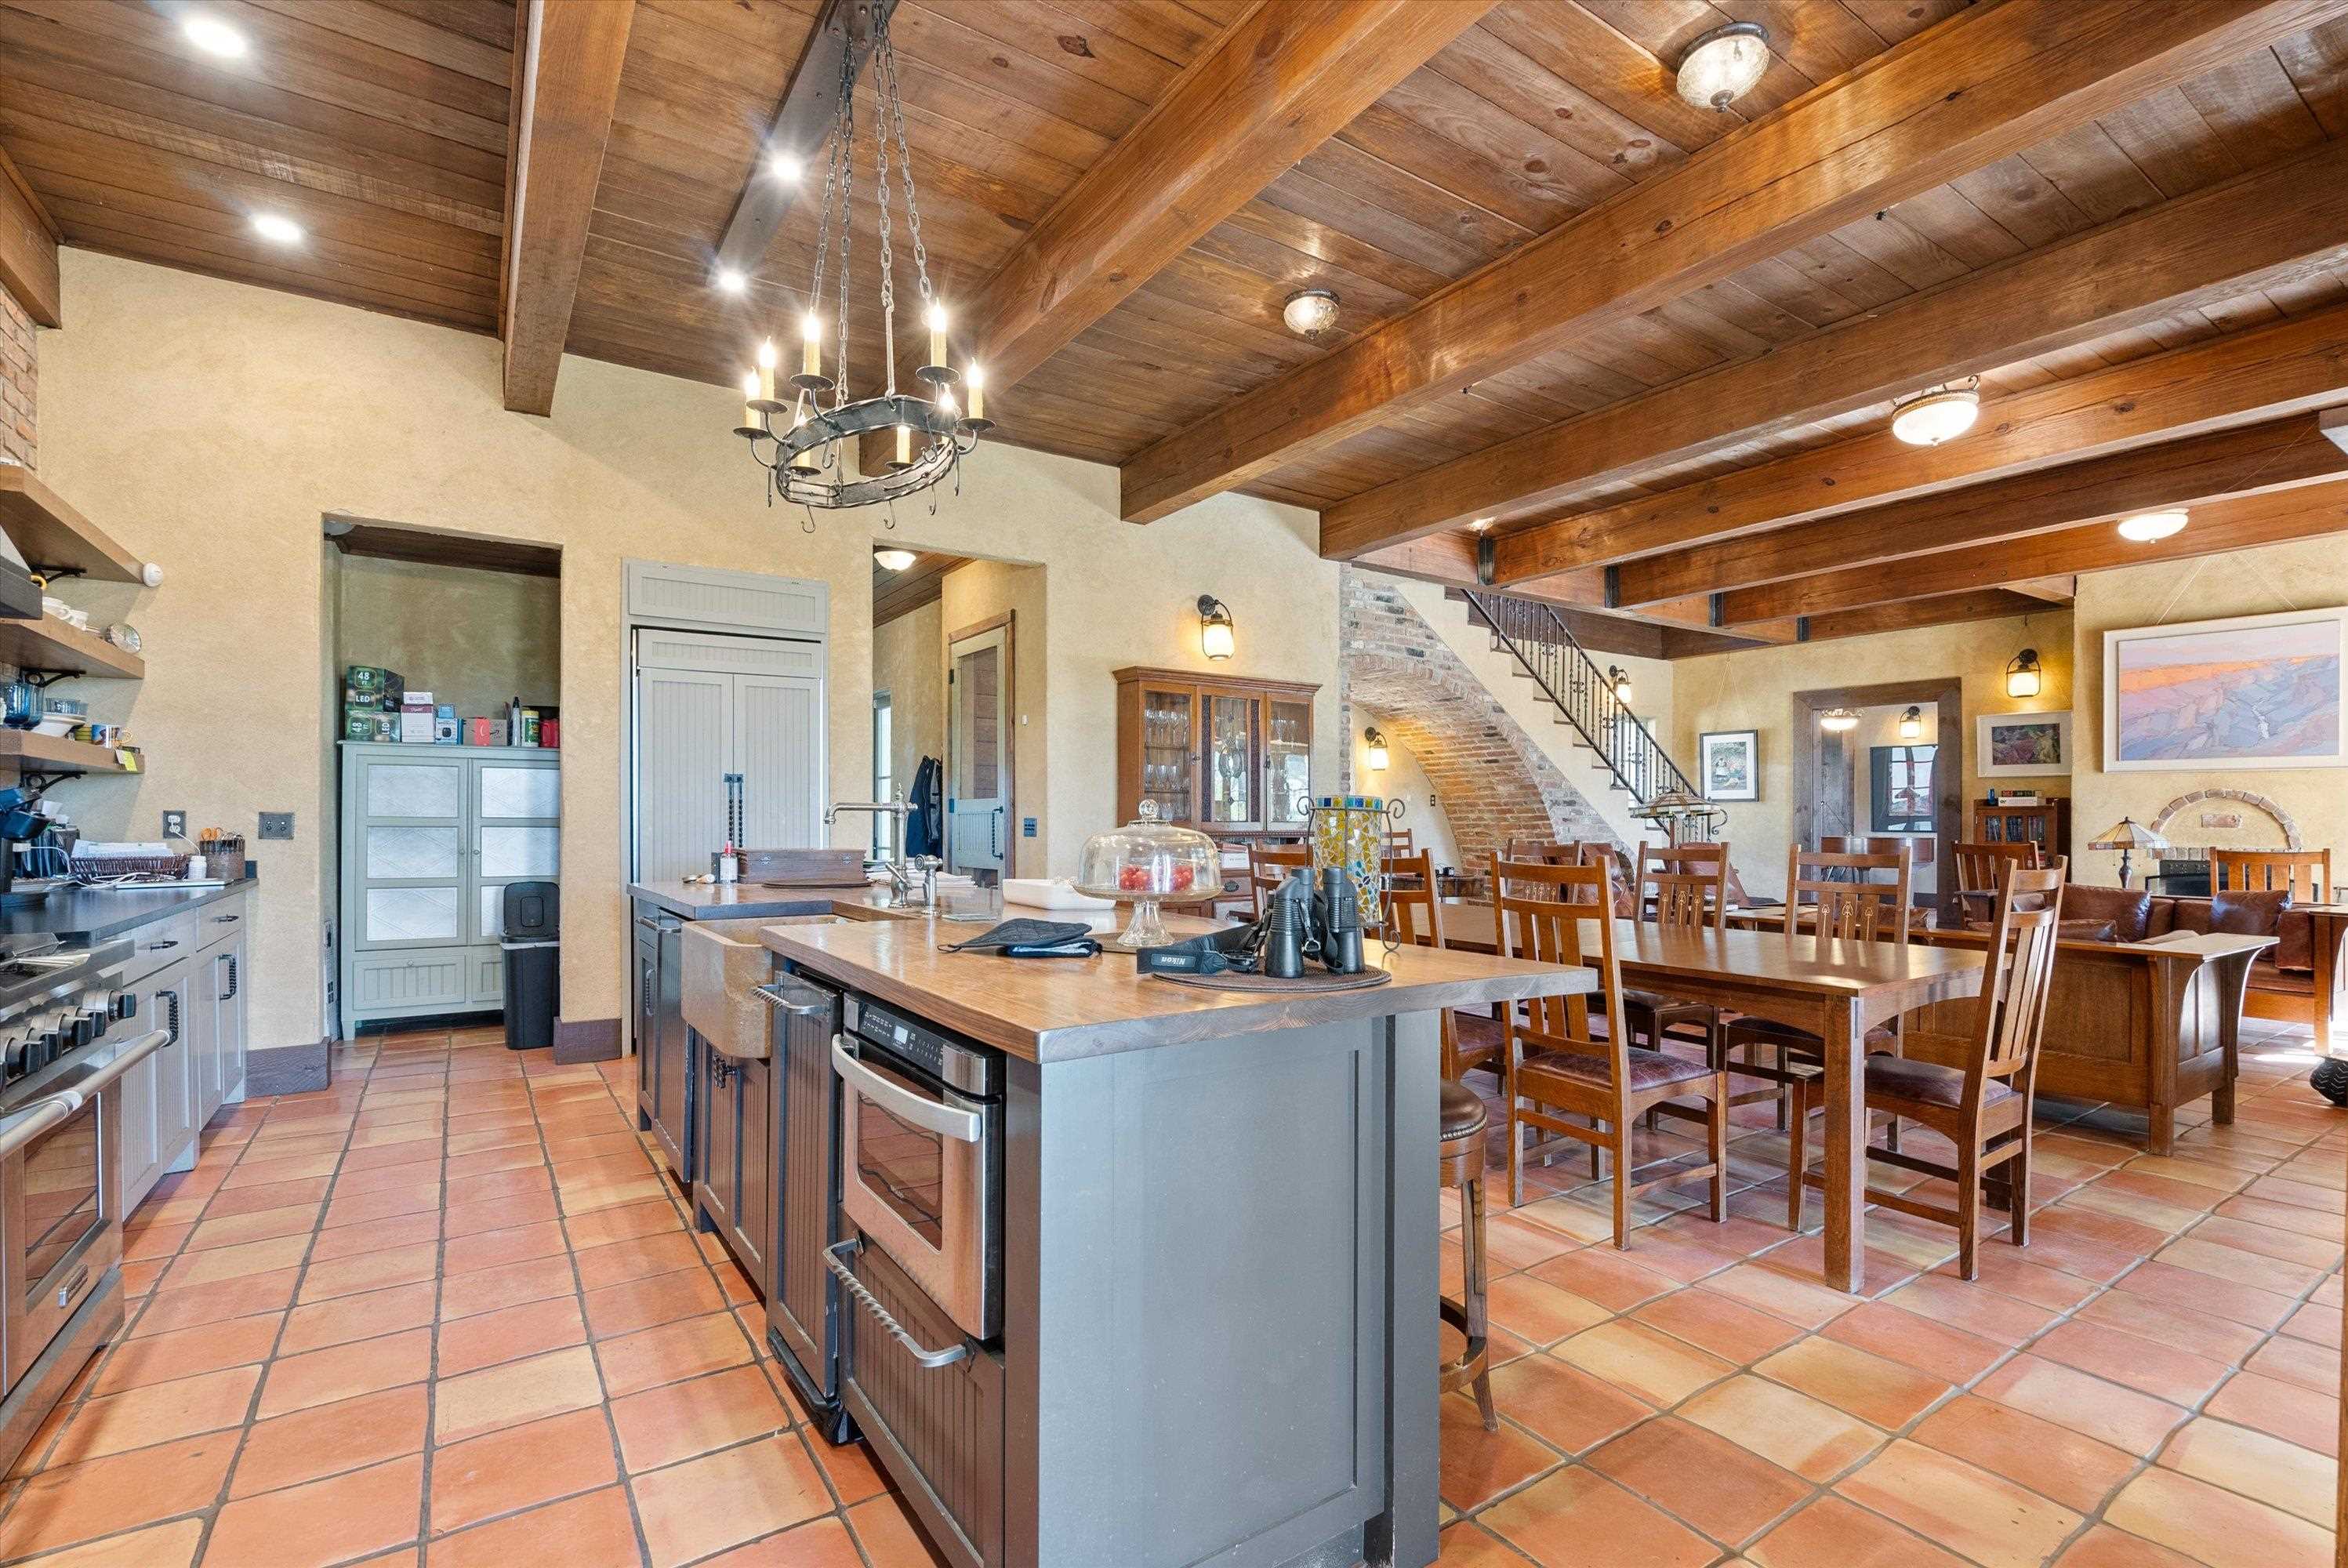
[1615,412,2348,607]
[2006,576,2078,603]
[1342,128,2348,561]
[1718,478,2348,623]
[970,0,1495,397]
[501,0,636,417]
[1119,0,2348,528]
[709,0,884,289]
[1489,299,2348,585]
[0,142,60,326]
[1797,590,2057,645]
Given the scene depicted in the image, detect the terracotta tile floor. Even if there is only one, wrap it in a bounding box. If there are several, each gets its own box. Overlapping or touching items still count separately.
[0,1025,949,1568]
[3,1017,2340,1567]
[1434,1016,2345,1566]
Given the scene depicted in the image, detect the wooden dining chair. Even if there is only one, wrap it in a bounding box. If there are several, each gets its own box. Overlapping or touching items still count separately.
[1786,862,2067,1279]
[1632,843,1729,1137]
[1247,843,1314,919]
[2211,848,2331,902]
[1719,844,1914,1132]
[1490,855,1729,1245]
[1952,840,2039,930]
[1384,826,1417,858]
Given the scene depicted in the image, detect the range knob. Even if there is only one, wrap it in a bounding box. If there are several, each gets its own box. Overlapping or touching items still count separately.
[77,1007,109,1044]
[112,991,137,1022]
[1,1035,28,1080]
[30,1030,59,1071]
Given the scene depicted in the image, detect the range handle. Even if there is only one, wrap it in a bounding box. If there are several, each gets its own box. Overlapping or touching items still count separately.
[825,1237,968,1370]
[830,1037,981,1143]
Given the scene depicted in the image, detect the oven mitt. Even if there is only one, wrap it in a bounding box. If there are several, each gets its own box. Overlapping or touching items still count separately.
[940,919,1099,958]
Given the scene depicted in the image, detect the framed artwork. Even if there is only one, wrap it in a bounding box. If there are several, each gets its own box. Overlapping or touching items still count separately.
[1976,711,2073,778]
[2103,607,2346,771]
[1699,729,1758,801]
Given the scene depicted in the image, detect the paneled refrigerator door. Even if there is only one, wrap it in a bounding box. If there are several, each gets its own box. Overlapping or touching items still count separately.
[351,750,470,951]
[733,674,823,849]
[635,663,731,882]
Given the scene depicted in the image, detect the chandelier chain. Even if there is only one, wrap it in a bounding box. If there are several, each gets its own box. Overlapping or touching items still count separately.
[872,27,895,394]
[806,42,847,371]
[833,49,855,409]
[873,9,933,306]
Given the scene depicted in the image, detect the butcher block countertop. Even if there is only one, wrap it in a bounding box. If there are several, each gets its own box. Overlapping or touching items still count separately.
[758,913,1592,1063]
[629,878,921,922]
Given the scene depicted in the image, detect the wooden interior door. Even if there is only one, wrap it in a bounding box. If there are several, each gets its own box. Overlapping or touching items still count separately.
[948,620,1012,875]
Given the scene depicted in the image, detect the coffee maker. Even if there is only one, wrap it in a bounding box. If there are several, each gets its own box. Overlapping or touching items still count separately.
[0,789,54,905]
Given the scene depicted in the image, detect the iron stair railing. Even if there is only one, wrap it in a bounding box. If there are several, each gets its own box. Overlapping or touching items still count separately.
[1457,588,1712,841]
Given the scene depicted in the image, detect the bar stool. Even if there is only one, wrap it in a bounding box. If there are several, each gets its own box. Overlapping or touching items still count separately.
[1439,1080,1497,1429]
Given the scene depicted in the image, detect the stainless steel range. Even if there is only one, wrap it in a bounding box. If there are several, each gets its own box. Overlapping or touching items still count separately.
[0,936,163,1473]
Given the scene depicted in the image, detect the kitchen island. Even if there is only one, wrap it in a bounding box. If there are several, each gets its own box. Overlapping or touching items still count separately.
[759,913,1591,1568]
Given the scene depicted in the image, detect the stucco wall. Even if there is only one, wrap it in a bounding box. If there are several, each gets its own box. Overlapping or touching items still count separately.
[334,554,561,720]
[871,597,943,812]
[2070,539,2348,878]
[39,250,1337,1050]
[1670,611,2074,900]
[1349,713,1461,870]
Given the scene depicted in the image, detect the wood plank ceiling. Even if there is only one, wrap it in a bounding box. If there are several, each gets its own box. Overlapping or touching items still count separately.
[7,0,2348,652]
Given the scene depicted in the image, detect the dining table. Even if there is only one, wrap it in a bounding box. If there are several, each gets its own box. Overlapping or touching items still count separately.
[1433,898,1987,1293]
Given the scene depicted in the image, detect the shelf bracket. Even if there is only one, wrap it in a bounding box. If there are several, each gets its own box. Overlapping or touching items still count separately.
[16,669,82,690]
[16,771,75,800]
[24,564,85,584]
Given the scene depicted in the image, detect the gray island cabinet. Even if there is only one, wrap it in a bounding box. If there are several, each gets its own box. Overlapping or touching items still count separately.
[758,916,1590,1568]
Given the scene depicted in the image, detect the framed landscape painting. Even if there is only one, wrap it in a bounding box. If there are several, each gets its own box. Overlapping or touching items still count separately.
[2103,607,2346,771]
[1700,730,1758,800]
[1976,711,2072,778]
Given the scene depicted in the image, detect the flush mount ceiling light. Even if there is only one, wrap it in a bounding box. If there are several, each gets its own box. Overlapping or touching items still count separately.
[767,153,802,183]
[1898,705,1924,741]
[2117,508,2189,543]
[250,212,303,245]
[1468,517,1494,532]
[183,13,247,56]
[1889,382,1980,446]
[1197,595,1236,661]
[1675,21,1769,111]
[713,267,748,296]
[1363,726,1390,771]
[1819,707,1861,733]
[873,546,917,572]
[2005,647,2044,699]
[1282,289,1340,339]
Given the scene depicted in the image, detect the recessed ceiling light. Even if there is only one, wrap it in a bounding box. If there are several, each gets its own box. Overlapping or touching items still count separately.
[1282,289,1339,339]
[1469,517,1494,532]
[251,213,303,245]
[1676,21,1768,111]
[714,267,748,295]
[1889,384,1980,446]
[768,154,802,183]
[183,13,248,56]
[2116,509,2188,543]
[873,547,917,572]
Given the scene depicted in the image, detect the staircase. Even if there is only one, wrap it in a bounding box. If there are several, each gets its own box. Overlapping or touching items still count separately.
[1457,588,1712,840]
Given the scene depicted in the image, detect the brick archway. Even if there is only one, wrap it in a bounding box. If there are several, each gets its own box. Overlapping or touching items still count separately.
[1342,573,1618,866]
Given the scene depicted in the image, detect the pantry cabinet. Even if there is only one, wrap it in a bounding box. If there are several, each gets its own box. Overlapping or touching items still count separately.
[338,742,559,1030]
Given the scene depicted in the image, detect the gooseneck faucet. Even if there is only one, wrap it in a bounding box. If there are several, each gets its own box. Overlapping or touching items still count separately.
[822,797,939,910]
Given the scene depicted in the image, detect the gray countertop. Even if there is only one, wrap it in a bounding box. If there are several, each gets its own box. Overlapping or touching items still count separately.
[629,878,913,922]
[0,876,254,943]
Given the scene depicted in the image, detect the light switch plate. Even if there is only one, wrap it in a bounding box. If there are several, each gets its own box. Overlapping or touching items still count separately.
[161,810,187,838]
[259,812,295,840]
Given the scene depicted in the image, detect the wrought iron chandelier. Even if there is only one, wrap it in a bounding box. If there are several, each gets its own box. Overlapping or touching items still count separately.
[732,6,989,523]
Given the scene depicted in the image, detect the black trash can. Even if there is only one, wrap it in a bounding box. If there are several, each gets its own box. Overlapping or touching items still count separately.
[500,880,560,1051]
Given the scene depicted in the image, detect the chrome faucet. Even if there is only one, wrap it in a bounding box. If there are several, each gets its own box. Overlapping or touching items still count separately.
[822,798,938,909]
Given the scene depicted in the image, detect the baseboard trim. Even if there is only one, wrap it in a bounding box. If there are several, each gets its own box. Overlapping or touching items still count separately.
[553,1015,621,1064]
[245,1038,332,1096]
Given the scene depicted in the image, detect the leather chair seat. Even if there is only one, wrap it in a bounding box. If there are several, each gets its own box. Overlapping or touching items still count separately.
[1451,1011,1507,1074]
[1864,1054,2015,1109]
[1521,1044,1714,1094]
[1621,989,1717,1030]
[1440,1080,1490,1142]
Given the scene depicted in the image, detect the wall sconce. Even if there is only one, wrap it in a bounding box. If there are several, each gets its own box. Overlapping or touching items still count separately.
[1819,707,1860,733]
[1196,594,1235,661]
[1363,726,1389,771]
[1897,705,1924,741]
[2005,647,2043,699]
[1606,665,1633,705]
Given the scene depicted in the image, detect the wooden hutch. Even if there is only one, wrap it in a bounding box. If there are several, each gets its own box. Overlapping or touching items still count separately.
[1113,666,1318,837]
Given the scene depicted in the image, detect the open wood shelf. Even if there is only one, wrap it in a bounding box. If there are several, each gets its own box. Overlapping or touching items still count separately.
[0,468,145,583]
[0,615,142,679]
[0,731,129,774]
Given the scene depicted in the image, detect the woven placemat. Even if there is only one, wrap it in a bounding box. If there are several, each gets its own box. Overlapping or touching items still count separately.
[1149,966,1394,993]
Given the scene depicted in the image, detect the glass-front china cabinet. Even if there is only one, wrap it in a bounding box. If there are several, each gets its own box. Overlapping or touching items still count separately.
[1113,668,1319,836]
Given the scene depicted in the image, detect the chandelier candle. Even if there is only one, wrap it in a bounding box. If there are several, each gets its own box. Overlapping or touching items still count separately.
[965,365,986,426]
[797,311,824,387]
[924,303,949,382]
[736,374,763,437]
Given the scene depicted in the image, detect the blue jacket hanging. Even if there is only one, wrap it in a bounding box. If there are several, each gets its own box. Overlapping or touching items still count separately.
[905,754,943,858]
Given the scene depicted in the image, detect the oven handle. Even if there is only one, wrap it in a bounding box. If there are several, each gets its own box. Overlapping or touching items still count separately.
[824,1237,970,1369]
[830,1037,982,1143]
[0,1026,170,1160]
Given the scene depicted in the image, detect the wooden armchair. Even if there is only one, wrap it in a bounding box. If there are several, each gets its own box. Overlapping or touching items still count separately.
[2212,848,2330,902]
